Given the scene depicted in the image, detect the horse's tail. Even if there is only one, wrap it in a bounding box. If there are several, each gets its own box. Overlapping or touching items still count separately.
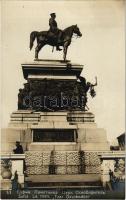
[30,31,38,50]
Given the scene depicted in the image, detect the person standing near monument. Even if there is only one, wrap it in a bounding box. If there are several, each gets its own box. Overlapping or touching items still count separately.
[13,141,24,154]
[49,13,62,51]
[11,170,19,190]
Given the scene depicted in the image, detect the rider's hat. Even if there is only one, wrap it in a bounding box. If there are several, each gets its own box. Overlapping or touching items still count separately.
[50,13,56,17]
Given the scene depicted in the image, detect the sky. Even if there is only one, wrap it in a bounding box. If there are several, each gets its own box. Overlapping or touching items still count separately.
[1,0,125,144]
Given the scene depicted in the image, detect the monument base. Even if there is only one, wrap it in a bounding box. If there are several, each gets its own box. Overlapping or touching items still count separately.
[1,110,110,185]
[7,111,110,152]
[1,60,111,187]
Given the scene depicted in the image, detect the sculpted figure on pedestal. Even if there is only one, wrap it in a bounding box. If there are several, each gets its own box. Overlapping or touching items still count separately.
[30,13,82,61]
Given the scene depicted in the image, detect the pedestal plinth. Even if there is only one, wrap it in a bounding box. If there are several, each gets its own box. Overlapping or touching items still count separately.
[2,60,110,186]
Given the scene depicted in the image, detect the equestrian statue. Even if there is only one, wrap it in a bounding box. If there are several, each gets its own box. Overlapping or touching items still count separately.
[30,13,82,61]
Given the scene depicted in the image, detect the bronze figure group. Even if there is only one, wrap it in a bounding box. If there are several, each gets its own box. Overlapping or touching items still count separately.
[30,13,82,61]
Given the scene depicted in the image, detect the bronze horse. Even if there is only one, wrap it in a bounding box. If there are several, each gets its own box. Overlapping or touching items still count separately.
[30,25,82,61]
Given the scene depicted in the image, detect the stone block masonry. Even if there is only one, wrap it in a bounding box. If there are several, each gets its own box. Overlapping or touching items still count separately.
[25,151,101,175]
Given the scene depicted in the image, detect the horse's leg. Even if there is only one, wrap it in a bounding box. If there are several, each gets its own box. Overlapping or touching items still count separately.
[63,44,68,61]
[35,42,45,59]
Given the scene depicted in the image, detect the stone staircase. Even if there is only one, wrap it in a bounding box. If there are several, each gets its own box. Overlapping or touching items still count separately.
[25,174,102,187]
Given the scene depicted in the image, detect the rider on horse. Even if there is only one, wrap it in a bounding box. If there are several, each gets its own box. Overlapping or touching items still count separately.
[30,16,82,60]
[49,13,62,51]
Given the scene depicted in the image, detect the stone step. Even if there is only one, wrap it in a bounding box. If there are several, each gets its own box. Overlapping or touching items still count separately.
[27,182,103,187]
[26,174,101,183]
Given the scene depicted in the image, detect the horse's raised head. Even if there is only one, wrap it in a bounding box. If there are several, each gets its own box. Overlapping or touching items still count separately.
[73,25,82,37]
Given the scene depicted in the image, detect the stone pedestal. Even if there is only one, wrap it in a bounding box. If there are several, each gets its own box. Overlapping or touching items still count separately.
[1,154,25,188]
[101,160,110,186]
[2,60,110,185]
[99,151,125,187]
[11,160,24,184]
[8,110,109,152]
